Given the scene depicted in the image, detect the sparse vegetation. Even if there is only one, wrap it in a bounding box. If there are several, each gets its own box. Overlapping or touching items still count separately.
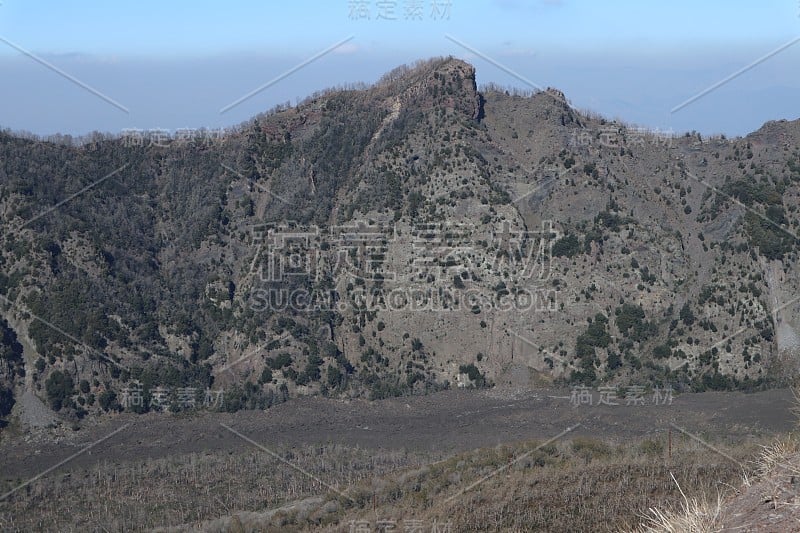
[1,56,799,532]
[0,431,766,532]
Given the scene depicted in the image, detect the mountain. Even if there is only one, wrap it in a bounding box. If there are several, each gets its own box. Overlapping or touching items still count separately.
[1,56,799,423]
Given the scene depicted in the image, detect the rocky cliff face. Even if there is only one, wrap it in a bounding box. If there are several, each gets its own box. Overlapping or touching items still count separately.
[1,56,799,421]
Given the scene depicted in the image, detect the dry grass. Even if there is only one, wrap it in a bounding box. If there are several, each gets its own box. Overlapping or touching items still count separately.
[635,474,724,533]
[0,444,434,532]
[757,435,800,478]
[0,432,775,532]
[316,435,763,533]
[630,385,800,532]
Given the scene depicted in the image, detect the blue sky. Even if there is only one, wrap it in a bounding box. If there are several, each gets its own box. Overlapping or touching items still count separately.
[1,0,799,136]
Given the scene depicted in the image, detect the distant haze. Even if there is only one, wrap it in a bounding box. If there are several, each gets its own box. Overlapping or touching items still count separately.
[1,0,798,137]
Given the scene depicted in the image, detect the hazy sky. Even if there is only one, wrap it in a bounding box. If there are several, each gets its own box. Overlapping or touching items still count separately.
[1,0,799,137]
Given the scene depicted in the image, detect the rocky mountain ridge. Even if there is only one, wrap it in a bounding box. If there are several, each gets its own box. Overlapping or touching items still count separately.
[1,56,799,423]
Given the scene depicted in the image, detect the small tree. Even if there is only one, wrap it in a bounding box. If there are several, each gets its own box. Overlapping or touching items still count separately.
[45,370,74,411]
[98,390,118,412]
[327,365,343,388]
[0,386,14,418]
[679,302,696,326]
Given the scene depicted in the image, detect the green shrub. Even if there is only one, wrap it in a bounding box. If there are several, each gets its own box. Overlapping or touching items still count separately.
[0,386,14,418]
[653,344,671,359]
[552,234,581,258]
[679,302,695,326]
[98,389,118,412]
[615,304,656,342]
[459,363,488,387]
[266,353,293,370]
[45,370,74,411]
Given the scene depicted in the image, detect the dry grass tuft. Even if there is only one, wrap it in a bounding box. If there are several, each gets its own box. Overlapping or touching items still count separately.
[756,436,800,478]
[636,473,723,533]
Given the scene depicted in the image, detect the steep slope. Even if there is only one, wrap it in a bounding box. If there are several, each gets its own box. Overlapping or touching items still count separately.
[0,57,799,423]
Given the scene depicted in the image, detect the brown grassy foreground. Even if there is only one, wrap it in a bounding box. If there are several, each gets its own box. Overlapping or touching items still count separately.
[630,395,800,533]
[0,443,433,531]
[0,430,771,532]
[319,436,764,533]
